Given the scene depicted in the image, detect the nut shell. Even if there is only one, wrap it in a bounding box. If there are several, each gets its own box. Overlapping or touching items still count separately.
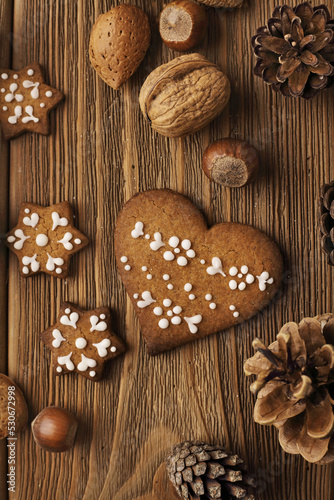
[89,4,151,90]
[0,374,28,440]
[139,53,230,138]
[32,406,78,452]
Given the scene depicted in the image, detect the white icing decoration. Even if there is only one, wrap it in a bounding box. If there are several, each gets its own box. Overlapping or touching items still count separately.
[169,236,179,248]
[65,308,71,314]
[246,274,255,284]
[7,229,30,250]
[158,318,169,329]
[92,339,111,357]
[167,284,173,290]
[173,306,182,314]
[22,106,39,123]
[2,106,7,111]
[257,271,274,291]
[238,273,243,278]
[13,74,18,79]
[177,256,188,267]
[22,80,40,99]
[147,274,152,280]
[163,251,174,261]
[205,294,212,301]
[171,316,181,325]
[89,371,96,377]
[186,249,196,258]
[120,256,128,263]
[27,69,34,76]
[22,254,39,273]
[133,293,139,299]
[229,267,238,276]
[184,283,192,292]
[58,352,75,371]
[207,257,226,277]
[189,294,195,300]
[46,254,64,272]
[52,329,66,348]
[131,221,144,238]
[125,265,131,271]
[56,268,62,274]
[22,267,29,274]
[46,90,53,97]
[51,212,68,230]
[163,274,170,281]
[23,212,39,227]
[229,305,236,311]
[181,239,191,250]
[150,232,165,251]
[40,103,45,108]
[137,291,156,309]
[200,259,205,264]
[36,233,48,247]
[1,88,5,93]
[100,314,106,320]
[174,248,180,254]
[141,266,147,271]
[163,298,172,307]
[90,315,107,332]
[5,83,23,103]
[24,208,30,213]
[75,337,87,349]
[60,311,79,329]
[153,307,163,316]
[241,265,248,274]
[209,303,216,310]
[8,105,22,124]
[57,232,73,250]
[74,239,81,244]
[238,283,246,291]
[229,280,237,290]
[233,312,240,318]
[56,366,62,373]
[110,346,117,353]
[184,315,202,334]
[145,234,150,239]
[77,354,97,372]
[167,310,173,317]
[1,73,8,79]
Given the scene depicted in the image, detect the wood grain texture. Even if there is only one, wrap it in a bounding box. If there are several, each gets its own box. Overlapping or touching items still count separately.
[1,0,334,499]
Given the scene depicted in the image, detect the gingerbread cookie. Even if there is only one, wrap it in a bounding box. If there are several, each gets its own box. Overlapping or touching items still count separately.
[115,189,283,355]
[40,302,126,381]
[7,201,88,278]
[0,374,28,439]
[0,62,63,140]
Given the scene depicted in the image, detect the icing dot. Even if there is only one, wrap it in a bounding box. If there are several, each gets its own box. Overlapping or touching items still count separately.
[163,298,172,307]
[27,69,34,76]
[145,234,150,239]
[24,208,30,213]
[171,316,182,325]
[22,266,29,274]
[174,248,181,253]
[153,307,163,316]
[56,268,62,274]
[120,256,128,263]
[173,306,182,314]
[167,310,173,317]
[141,266,148,271]
[40,103,45,108]
[147,274,152,280]
[186,249,196,258]
[56,366,62,373]
[184,283,192,292]
[241,265,249,274]
[7,236,15,243]
[2,106,7,111]
[74,238,81,244]
[229,280,238,290]
[75,337,87,349]
[163,251,175,261]
[181,239,191,250]
[262,271,270,280]
[167,284,174,290]
[124,265,131,271]
[209,303,217,310]
[159,318,169,329]
[238,282,246,291]
[46,90,53,97]
[189,294,196,300]
[89,371,96,377]
[1,88,4,93]
[110,346,117,353]
[238,274,243,278]
[100,314,106,319]
[233,311,240,318]
[177,256,188,267]
[246,274,255,284]
[65,308,71,314]
[229,267,238,276]
[133,293,139,299]
[1,73,8,79]
[169,236,179,248]
[163,274,170,281]
[13,74,18,79]
[36,234,48,247]
[205,294,212,301]
[200,259,205,264]
[229,305,236,311]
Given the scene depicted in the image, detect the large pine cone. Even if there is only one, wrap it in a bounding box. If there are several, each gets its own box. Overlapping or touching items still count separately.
[196,0,243,7]
[252,3,334,99]
[166,441,255,499]
[318,181,334,266]
[244,314,334,464]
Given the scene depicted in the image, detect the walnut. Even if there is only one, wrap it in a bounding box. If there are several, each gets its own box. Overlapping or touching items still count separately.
[139,53,231,138]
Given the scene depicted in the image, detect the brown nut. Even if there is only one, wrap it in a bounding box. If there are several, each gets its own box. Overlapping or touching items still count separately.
[139,53,230,138]
[196,0,244,7]
[159,0,208,51]
[203,139,259,187]
[32,406,78,452]
[0,374,28,440]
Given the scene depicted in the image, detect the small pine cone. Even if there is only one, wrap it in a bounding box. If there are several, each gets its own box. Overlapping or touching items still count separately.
[165,441,255,499]
[244,314,334,464]
[318,181,334,265]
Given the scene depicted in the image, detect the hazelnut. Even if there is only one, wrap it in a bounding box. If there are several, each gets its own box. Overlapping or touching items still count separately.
[32,406,78,452]
[202,139,259,188]
[159,0,208,52]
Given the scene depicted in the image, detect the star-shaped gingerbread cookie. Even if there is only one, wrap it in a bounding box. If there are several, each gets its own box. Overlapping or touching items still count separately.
[41,303,126,381]
[7,201,89,278]
[0,62,63,140]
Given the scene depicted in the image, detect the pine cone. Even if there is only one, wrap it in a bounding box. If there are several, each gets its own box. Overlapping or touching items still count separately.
[252,2,334,99]
[318,181,334,266]
[165,441,255,499]
[244,314,334,464]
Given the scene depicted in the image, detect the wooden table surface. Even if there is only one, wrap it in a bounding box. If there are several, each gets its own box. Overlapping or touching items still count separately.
[1,0,334,499]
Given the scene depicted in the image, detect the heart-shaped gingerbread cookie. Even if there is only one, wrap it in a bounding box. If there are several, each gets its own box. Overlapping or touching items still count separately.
[115,190,283,355]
